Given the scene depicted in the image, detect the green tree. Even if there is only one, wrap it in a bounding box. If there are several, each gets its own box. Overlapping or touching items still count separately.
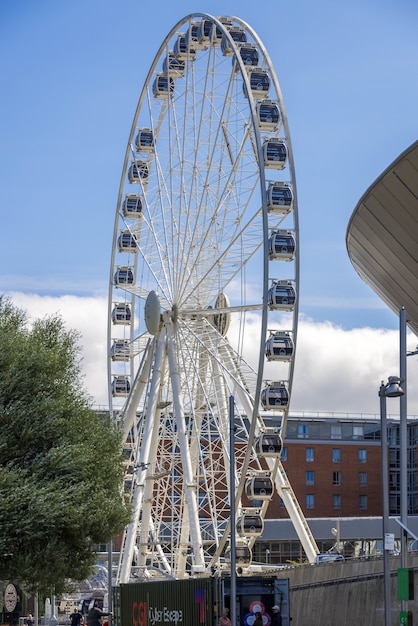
[0,296,131,593]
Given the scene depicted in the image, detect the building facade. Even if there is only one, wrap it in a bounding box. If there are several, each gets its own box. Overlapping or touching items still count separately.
[103,412,418,570]
[254,413,418,563]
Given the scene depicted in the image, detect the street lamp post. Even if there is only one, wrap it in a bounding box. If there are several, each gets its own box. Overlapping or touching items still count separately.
[400,308,408,571]
[400,308,408,622]
[229,395,236,626]
[399,307,418,622]
[379,376,404,626]
[331,519,341,552]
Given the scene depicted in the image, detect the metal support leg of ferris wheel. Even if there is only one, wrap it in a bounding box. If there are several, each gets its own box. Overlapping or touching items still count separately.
[272,459,319,563]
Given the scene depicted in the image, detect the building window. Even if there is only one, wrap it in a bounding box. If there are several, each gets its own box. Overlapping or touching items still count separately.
[390,494,400,516]
[390,473,400,490]
[353,425,364,440]
[331,425,342,439]
[358,449,367,463]
[306,447,314,462]
[306,471,315,485]
[332,471,341,486]
[333,494,341,509]
[359,495,368,510]
[93,543,108,553]
[281,447,288,462]
[306,494,315,509]
[389,426,399,446]
[359,471,368,486]
[389,449,400,468]
[298,424,309,439]
[332,448,341,463]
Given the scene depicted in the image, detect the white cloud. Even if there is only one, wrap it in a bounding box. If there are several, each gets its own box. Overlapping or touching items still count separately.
[8,292,109,408]
[292,317,418,416]
[5,292,418,417]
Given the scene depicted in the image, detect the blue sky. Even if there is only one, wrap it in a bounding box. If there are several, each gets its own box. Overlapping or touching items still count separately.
[1,0,417,412]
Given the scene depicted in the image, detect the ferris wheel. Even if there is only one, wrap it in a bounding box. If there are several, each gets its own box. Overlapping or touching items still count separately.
[108,13,318,583]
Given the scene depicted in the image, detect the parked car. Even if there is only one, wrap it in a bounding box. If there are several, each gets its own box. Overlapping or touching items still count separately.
[314,553,345,564]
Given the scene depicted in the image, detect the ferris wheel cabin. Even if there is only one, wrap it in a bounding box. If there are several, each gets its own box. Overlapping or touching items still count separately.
[152,74,175,98]
[197,19,212,45]
[128,161,149,183]
[114,266,134,286]
[110,339,130,362]
[261,382,289,410]
[186,22,208,51]
[257,100,280,130]
[237,514,264,537]
[122,195,143,218]
[267,280,296,310]
[268,230,296,261]
[135,128,154,152]
[243,68,270,99]
[263,138,287,169]
[162,52,185,76]
[111,303,131,325]
[225,544,252,568]
[246,475,274,500]
[233,44,259,71]
[255,431,283,455]
[117,231,138,253]
[266,182,293,213]
[265,331,294,361]
[111,375,130,397]
[221,28,247,56]
[173,35,197,59]
[211,18,233,46]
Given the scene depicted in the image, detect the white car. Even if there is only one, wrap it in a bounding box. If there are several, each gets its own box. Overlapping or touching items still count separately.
[314,553,345,564]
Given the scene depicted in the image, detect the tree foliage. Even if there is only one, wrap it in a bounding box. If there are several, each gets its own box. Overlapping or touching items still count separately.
[0,296,131,593]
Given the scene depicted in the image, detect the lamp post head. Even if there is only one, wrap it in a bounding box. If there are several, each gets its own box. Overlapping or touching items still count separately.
[385,376,404,398]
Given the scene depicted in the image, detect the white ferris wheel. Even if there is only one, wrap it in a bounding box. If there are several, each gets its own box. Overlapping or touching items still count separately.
[107,13,318,583]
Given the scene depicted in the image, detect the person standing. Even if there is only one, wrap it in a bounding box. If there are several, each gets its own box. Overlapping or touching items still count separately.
[87,602,112,626]
[70,609,83,626]
[218,608,231,626]
[26,614,34,626]
[271,606,282,626]
[253,612,263,626]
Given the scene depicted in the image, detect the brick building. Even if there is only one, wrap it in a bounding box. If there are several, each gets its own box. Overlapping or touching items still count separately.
[253,413,418,563]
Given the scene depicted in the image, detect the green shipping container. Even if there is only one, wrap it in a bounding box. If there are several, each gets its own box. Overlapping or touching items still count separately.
[115,577,222,626]
[114,576,290,626]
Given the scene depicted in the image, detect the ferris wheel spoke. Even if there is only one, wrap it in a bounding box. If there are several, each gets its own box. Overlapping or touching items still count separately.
[180,210,264,305]
[172,60,258,301]
[179,304,262,321]
[176,318,258,413]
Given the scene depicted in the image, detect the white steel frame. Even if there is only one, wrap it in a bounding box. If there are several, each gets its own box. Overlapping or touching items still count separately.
[107,13,318,583]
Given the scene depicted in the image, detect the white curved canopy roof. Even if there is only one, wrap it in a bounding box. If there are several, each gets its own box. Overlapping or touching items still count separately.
[346,140,418,337]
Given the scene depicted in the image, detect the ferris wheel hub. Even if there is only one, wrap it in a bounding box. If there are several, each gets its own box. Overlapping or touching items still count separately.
[212,292,231,336]
[171,303,179,324]
[145,290,162,335]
